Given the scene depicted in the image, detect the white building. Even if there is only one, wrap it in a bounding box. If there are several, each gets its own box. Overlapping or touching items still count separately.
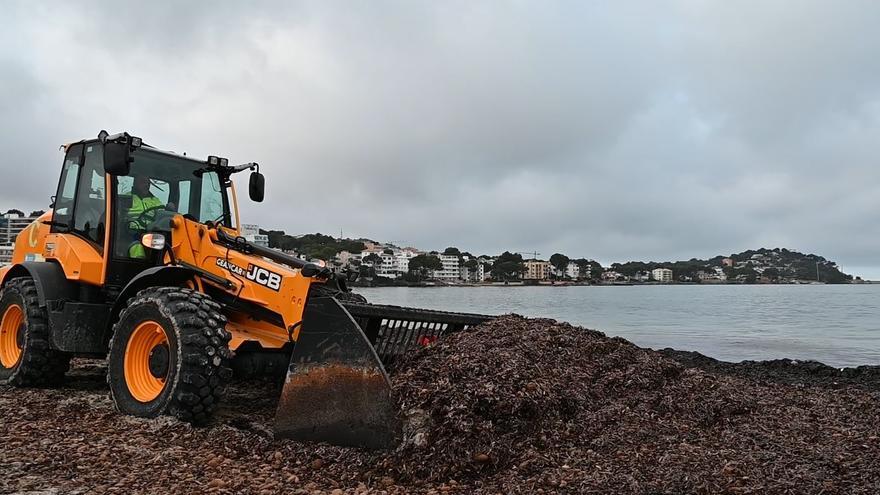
[336,250,359,267]
[652,268,673,283]
[375,252,397,278]
[394,250,421,277]
[602,271,623,281]
[351,247,423,279]
[433,254,462,281]
[239,224,269,247]
[477,262,489,282]
[1,212,40,246]
[0,245,14,266]
[458,255,472,281]
[0,213,41,265]
[697,267,727,282]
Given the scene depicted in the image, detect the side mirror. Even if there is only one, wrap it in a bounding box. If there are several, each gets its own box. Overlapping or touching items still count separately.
[104,142,132,176]
[249,171,265,202]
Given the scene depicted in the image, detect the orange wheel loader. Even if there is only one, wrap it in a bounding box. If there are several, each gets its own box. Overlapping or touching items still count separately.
[0,131,491,448]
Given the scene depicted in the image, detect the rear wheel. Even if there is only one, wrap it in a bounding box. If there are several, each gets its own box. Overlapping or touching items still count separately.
[0,278,71,386]
[107,287,232,424]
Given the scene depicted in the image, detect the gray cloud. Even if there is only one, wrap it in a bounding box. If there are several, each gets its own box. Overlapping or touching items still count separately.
[2,1,879,277]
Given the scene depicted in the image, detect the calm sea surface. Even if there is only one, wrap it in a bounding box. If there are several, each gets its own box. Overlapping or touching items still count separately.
[356,285,880,368]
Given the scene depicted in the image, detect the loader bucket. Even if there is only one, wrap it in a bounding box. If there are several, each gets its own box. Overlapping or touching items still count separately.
[274,295,493,449]
[274,295,398,449]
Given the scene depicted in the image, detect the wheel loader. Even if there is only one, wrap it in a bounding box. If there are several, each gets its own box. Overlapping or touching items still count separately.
[0,131,491,448]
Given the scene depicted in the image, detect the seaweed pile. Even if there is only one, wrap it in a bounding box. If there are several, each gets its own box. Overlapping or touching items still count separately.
[2,315,879,494]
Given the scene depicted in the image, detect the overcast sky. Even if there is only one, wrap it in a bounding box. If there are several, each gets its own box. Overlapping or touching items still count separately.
[2,1,879,278]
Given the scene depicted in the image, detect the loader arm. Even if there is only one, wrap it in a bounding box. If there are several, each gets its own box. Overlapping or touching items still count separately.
[164,218,495,448]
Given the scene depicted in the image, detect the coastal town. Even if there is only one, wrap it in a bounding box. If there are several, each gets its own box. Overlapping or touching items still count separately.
[0,210,858,285]
[257,225,858,286]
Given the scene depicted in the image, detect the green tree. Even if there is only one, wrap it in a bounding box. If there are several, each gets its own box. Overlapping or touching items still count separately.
[443,247,461,256]
[572,259,603,281]
[358,264,375,279]
[549,253,570,279]
[363,253,382,266]
[264,230,365,260]
[409,254,443,281]
[735,266,758,284]
[491,252,524,282]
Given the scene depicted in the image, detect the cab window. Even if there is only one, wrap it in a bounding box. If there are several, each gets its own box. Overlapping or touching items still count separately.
[72,145,107,245]
[53,144,83,230]
[177,181,192,216]
[200,172,225,224]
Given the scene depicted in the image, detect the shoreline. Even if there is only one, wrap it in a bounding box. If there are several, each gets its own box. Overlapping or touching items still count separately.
[656,347,880,390]
[354,280,874,288]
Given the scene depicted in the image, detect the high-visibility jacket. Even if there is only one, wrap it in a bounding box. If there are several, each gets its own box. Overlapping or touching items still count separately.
[128,194,164,258]
[128,194,164,229]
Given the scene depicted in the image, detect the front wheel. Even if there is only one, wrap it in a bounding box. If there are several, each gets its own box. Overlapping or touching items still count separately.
[107,287,232,424]
[0,278,70,386]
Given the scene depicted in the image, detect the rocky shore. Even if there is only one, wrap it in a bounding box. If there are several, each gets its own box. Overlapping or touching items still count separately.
[2,315,879,494]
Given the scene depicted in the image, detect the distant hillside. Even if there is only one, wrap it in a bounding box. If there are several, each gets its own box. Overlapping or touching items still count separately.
[611,248,853,284]
[261,230,368,260]
[255,230,854,285]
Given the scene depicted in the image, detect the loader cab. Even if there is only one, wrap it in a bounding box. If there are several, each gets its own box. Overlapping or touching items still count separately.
[52,134,236,291]
[105,145,234,289]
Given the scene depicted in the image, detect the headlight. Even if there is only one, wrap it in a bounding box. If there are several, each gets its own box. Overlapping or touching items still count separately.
[141,233,166,250]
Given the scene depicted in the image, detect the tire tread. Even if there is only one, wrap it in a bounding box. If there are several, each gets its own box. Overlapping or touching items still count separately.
[108,287,232,425]
[0,277,71,386]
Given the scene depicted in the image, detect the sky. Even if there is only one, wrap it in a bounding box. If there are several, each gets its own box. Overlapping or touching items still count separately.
[2,1,879,278]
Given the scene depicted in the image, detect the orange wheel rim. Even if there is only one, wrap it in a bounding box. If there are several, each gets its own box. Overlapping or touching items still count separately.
[124,321,170,402]
[0,304,24,368]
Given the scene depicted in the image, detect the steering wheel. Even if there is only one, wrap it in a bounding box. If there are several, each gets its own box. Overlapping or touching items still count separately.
[133,205,169,225]
[128,204,174,232]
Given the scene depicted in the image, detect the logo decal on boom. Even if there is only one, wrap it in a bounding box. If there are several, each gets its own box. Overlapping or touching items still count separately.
[216,259,282,291]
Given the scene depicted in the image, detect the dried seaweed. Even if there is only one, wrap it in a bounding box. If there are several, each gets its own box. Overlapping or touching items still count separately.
[2,315,879,494]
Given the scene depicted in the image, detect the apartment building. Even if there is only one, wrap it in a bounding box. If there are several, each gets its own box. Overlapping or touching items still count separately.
[433,254,462,281]
[0,245,13,266]
[1,212,40,246]
[523,260,550,280]
[394,250,420,276]
[376,252,398,278]
[0,213,41,266]
[651,267,673,282]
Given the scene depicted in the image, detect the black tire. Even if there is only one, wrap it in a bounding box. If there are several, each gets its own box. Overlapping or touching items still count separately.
[0,277,71,386]
[107,287,232,425]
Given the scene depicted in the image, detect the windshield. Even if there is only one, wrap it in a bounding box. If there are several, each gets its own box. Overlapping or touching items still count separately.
[112,148,231,259]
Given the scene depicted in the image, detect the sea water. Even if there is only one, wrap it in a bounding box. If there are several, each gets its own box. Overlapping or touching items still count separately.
[356,284,880,368]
